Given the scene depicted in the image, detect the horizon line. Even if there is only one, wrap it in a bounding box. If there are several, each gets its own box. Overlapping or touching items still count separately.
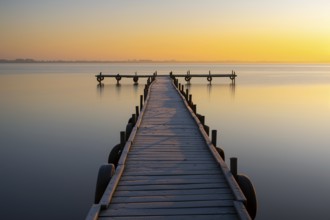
[1,58,330,64]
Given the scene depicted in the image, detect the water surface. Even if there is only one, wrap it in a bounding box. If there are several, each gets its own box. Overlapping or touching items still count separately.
[0,63,329,219]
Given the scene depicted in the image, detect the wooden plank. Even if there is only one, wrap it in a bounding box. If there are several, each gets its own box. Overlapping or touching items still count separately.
[116,183,230,191]
[126,157,212,161]
[139,124,198,128]
[129,145,208,149]
[127,153,211,157]
[124,167,218,172]
[128,150,211,154]
[111,194,235,204]
[108,200,234,209]
[120,174,222,181]
[125,161,218,167]
[114,188,231,196]
[128,152,210,156]
[124,162,219,169]
[99,214,239,220]
[133,140,207,146]
[100,207,237,217]
[121,169,222,176]
[118,177,225,186]
[129,150,209,154]
[137,132,202,137]
[126,155,213,161]
[133,135,204,139]
[130,145,205,149]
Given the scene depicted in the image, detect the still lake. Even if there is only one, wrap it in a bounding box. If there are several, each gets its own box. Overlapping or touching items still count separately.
[0,63,330,219]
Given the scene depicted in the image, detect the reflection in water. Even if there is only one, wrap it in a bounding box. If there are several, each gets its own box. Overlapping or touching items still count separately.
[2,63,330,220]
[207,83,212,98]
[97,82,142,98]
[230,83,236,98]
[133,83,139,93]
[186,82,236,99]
[97,83,104,97]
[204,83,236,99]
[115,83,122,96]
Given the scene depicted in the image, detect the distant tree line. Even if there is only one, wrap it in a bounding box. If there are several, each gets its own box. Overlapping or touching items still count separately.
[0,59,178,63]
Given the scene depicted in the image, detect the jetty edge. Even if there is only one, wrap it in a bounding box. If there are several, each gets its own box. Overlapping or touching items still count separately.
[87,74,257,220]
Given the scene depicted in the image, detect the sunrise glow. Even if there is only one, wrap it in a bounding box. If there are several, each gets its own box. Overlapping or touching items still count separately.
[1,0,330,62]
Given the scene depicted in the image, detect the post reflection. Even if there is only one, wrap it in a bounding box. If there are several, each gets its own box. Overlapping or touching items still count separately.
[230,82,236,98]
[96,83,141,98]
[206,83,236,99]
[97,83,104,97]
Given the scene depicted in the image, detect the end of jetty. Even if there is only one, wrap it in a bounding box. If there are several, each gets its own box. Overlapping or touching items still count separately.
[95,70,237,84]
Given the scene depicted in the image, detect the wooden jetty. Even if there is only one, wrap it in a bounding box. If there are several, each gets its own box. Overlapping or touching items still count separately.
[95,70,236,84]
[96,72,157,84]
[87,76,256,220]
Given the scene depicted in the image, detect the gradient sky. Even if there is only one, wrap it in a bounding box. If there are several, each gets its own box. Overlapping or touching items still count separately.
[1,0,330,62]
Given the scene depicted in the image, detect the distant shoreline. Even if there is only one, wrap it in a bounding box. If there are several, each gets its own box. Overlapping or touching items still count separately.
[0,59,329,64]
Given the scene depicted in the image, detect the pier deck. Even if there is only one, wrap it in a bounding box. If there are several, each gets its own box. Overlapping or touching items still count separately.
[87,77,250,219]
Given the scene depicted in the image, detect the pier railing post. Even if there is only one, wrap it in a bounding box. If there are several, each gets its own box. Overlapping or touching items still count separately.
[189,94,192,106]
[135,106,139,119]
[140,95,143,111]
[204,125,210,136]
[230,157,238,180]
[120,131,126,146]
[192,104,197,114]
[211,130,217,146]
[198,115,205,125]
[131,114,136,126]
[185,89,189,101]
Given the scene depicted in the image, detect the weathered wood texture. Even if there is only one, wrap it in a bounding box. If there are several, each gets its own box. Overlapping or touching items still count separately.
[96,77,249,220]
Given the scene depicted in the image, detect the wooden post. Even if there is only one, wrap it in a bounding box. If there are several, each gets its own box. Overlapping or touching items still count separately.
[185,89,189,101]
[120,131,126,146]
[211,130,217,146]
[131,114,136,125]
[204,125,210,136]
[179,83,181,91]
[230,157,238,180]
[192,104,197,114]
[189,94,192,106]
[200,115,205,125]
[135,106,139,119]
[140,95,143,111]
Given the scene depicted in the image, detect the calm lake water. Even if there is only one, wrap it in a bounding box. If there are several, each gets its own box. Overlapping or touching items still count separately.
[0,63,330,219]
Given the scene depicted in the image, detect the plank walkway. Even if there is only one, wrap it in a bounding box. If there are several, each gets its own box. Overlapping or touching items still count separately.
[87,77,250,220]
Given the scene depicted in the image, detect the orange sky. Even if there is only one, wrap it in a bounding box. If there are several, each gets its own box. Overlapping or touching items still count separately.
[0,1,329,62]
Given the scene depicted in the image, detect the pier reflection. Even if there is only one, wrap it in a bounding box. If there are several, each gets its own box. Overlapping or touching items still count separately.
[97,83,104,97]
[186,82,236,100]
[96,83,141,99]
